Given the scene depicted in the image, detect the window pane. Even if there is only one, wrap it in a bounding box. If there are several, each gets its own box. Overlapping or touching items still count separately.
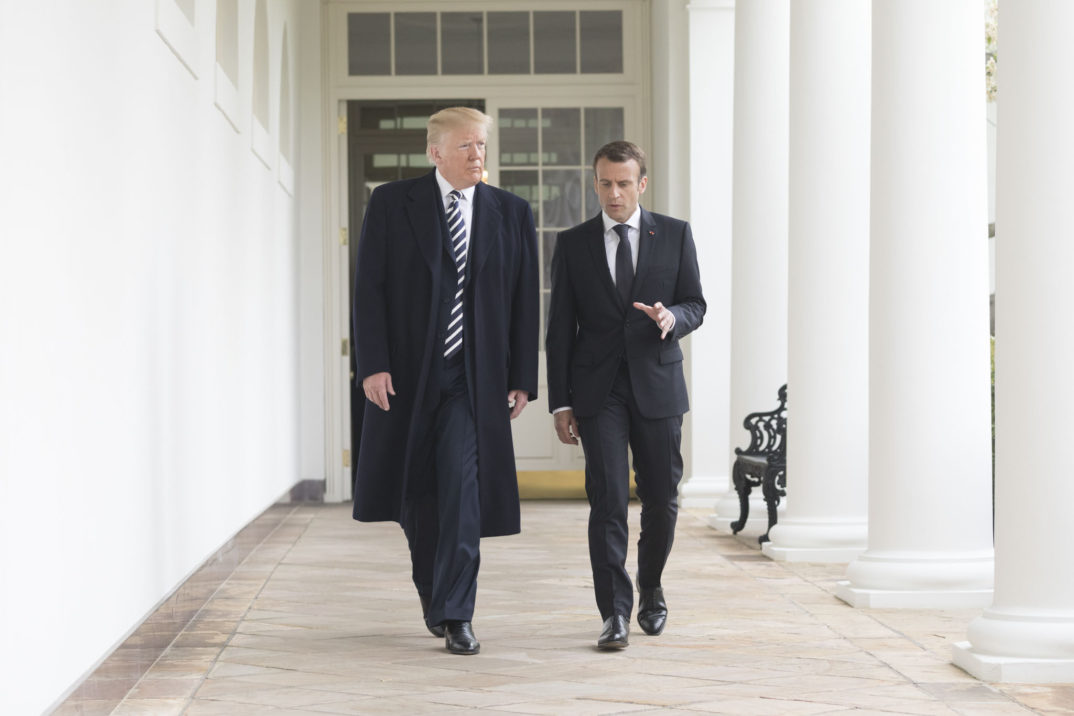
[348,13,390,76]
[442,12,483,74]
[542,169,584,228]
[542,108,581,166]
[542,231,557,290]
[401,164,429,180]
[365,153,401,183]
[499,108,539,166]
[500,170,539,218]
[584,107,624,161]
[580,11,623,73]
[398,103,438,129]
[395,13,437,75]
[534,11,576,74]
[488,12,530,74]
[357,105,397,130]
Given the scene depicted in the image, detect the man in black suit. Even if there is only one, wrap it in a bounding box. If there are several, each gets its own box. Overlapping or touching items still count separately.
[352,107,538,655]
[546,141,705,649]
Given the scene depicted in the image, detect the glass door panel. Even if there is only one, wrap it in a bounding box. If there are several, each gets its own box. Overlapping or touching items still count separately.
[490,103,627,476]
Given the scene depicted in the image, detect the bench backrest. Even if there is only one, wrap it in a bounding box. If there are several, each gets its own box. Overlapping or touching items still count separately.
[736,384,787,460]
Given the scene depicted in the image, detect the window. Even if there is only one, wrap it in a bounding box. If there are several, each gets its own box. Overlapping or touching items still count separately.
[498,106,626,332]
[347,10,624,76]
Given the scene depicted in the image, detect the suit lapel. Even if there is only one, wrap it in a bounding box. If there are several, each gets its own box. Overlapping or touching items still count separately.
[632,208,659,298]
[584,214,621,311]
[404,172,443,275]
[469,182,499,282]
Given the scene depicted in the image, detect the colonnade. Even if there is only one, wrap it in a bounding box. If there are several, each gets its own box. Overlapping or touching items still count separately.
[716,0,1074,682]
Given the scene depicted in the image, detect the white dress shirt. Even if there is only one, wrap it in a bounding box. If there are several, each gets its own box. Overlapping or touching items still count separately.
[435,169,475,234]
[602,208,641,282]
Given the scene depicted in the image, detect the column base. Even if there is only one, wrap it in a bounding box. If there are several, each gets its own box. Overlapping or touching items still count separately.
[678,473,726,510]
[951,608,1074,682]
[762,519,867,563]
[952,643,1074,683]
[837,582,993,609]
[837,549,994,608]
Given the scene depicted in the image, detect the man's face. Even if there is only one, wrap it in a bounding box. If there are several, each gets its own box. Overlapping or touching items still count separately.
[594,158,647,223]
[430,125,487,190]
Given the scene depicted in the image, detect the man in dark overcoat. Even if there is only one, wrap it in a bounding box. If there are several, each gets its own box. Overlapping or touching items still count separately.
[352,107,538,655]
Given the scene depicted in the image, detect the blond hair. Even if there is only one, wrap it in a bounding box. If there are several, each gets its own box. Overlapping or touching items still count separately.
[426,107,493,160]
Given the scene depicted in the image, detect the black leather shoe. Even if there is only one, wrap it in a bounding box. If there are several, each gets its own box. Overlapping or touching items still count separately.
[419,595,445,638]
[638,586,667,636]
[444,620,480,655]
[597,614,629,650]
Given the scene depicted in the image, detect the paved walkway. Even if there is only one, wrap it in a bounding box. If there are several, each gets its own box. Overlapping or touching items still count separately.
[62,502,1072,714]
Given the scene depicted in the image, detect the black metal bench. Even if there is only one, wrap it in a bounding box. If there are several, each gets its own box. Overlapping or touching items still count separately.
[729,384,787,545]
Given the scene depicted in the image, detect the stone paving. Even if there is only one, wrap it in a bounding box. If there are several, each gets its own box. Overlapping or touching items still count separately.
[58,502,1074,714]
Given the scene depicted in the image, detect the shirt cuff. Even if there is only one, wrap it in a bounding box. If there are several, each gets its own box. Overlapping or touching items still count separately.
[552,406,572,414]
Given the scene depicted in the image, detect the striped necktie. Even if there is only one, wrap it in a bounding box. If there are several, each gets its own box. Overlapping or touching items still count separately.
[444,189,468,359]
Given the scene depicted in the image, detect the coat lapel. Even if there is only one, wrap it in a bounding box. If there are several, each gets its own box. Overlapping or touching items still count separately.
[583,214,621,310]
[404,172,443,275]
[632,208,659,299]
[470,182,500,281]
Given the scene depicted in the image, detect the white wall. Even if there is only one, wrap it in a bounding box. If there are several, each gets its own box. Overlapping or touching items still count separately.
[0,1,307,712]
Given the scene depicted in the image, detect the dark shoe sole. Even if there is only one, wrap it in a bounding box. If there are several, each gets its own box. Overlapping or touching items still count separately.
[446,644,480,655]
[597,639,629,650]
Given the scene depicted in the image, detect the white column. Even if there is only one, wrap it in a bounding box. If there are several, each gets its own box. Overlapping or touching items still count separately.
[707,0,790,537]
[681,0,735,510]
[838,0,993,607]
[762,0,869,562]
[953,1,1074,682]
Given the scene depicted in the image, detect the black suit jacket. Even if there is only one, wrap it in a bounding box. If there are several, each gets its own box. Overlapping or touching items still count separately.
[353,171,538,536]
[545,208,705,419]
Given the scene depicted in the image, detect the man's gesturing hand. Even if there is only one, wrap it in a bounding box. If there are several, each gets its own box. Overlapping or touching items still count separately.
[633,301,676,340]
[554,409,580,445]
[508,389,529,420]
[363,372,395,411]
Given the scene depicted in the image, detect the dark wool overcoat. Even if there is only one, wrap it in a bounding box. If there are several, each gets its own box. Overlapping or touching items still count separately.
[352,171,538,537]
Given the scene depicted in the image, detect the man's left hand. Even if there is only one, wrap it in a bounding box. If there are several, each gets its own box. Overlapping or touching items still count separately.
[508,389,529,419]
[633,301,676,340]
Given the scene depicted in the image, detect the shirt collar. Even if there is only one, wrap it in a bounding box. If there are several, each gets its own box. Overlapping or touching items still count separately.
[435,169,477,204]
[602,206,642,235]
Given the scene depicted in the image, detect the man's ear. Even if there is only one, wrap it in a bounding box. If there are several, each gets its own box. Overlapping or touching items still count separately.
[638,176,648,194]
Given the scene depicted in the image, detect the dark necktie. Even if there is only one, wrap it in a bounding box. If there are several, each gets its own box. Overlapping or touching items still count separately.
[613,223,633,308]
[444,190,468,359]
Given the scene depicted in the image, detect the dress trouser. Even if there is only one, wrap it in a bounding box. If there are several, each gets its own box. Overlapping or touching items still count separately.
[401,358,481,628]
[577,361,684,620]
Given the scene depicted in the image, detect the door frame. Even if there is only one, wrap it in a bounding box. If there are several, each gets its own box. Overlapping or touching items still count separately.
[321,0,651,502]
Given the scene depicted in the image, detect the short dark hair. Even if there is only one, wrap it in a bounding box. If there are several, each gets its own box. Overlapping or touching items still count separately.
[593,141,647,179]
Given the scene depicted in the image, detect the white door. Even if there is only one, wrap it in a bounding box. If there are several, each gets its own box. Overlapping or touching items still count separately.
[484,102,633,473]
